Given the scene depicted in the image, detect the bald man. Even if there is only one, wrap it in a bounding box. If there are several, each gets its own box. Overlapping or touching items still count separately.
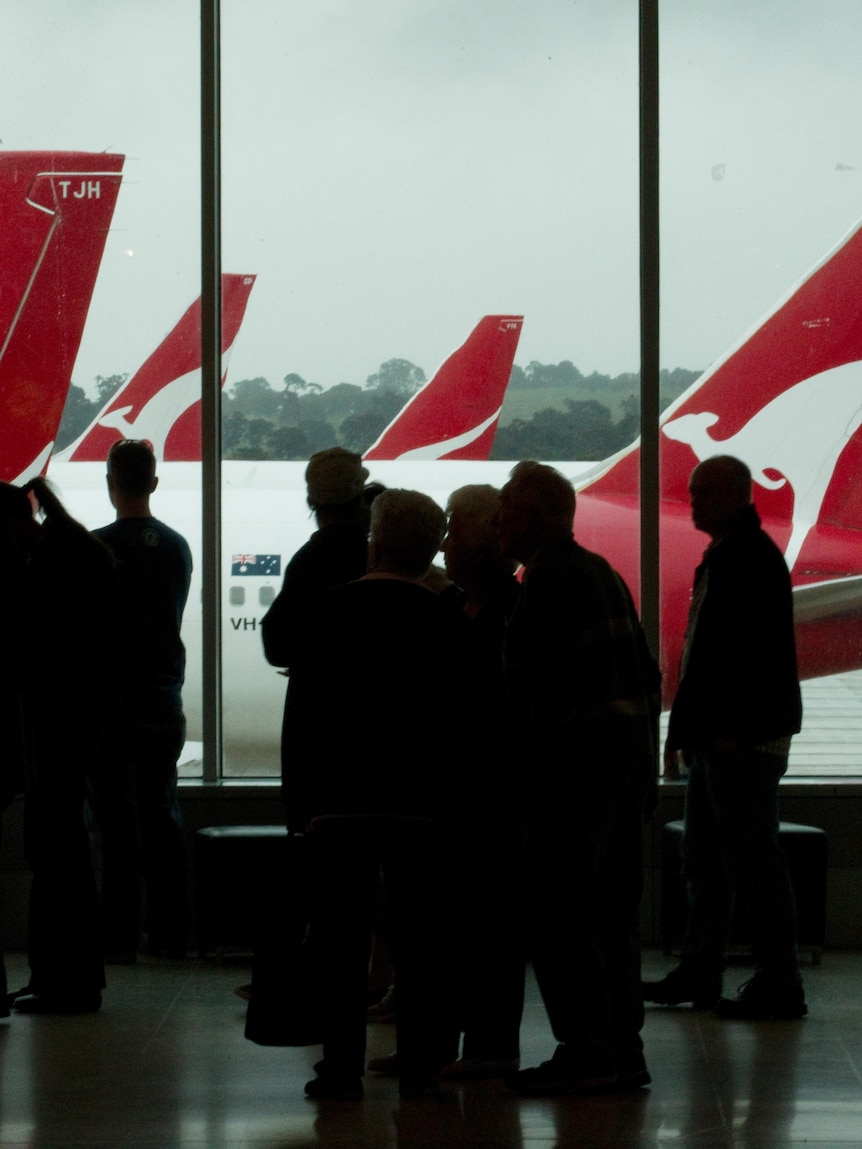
[497,462,660,1095]
[644,455,805,1019]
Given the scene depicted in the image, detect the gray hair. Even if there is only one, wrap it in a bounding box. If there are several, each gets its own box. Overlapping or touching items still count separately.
[445,484,501,531]
[369,488,447,578]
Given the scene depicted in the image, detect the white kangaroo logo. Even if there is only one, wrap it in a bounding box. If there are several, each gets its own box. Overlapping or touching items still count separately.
[97,368,204,461]
[662,360,862,569]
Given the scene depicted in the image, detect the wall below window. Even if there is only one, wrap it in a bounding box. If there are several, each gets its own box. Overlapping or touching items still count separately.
[2,782,861,952]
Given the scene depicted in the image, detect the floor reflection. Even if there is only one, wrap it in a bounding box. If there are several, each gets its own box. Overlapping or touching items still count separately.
[0,950,859,1147]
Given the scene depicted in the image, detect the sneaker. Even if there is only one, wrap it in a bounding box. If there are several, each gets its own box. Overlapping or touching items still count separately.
[715,976,807,1020]
[5,985,32,1010]
[642,966,721,1009]
[305,1058,364,1101]
[12,991,102,1015]
[439,1057,520,1081]
[505,1059,617,1096]
[614,1051,652,1091]
[366,985,396,1023]
[367,1052,399,1075]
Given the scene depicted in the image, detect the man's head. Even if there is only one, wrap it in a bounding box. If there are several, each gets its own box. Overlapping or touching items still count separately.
[0,481,37,557]
[368,488,447,580]
[107,439,158,511]
[305,447,369,512]
[497,461,575,564]
[444,484,513,592]
[688,455,753,540]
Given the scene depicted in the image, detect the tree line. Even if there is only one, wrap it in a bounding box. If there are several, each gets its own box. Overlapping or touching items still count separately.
[56,360,701,462]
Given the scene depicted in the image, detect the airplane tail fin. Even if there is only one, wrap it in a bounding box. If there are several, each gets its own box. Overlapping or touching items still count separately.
[363,315,523,461]
[0,151,124,483]
[57,273,256,462]
[584,220,862,548]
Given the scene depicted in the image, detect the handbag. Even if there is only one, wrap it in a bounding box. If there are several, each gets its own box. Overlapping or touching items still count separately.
[244,922,324,1046]
[244,832,325,1046]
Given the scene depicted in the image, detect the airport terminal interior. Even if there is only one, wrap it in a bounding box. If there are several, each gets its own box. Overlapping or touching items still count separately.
[5,2,862,1146]
[2,949,862,1148]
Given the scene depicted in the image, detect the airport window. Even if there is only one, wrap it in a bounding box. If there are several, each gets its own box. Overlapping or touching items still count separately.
[659,1,862,778]
[217,0,641,778]
[7,0,205,772]
[11,1,861,782]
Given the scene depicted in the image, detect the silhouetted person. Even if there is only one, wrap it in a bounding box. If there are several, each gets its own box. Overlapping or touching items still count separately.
[366,484,523,1081]
[88,439,193,960]
[284,489,477,1101]
[644,455,805,1018]
[9,477,116,1014]
[261,450,395,1007]
[497,461,660,1095]
[0,482,37,1016]
[437,483,525,1079]
[262,447,372,674]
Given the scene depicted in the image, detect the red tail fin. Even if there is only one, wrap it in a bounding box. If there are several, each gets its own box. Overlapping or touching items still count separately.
[585,221,862,546]
[0,151,124,482]
[363,315,523,461]
[58,273,256,462]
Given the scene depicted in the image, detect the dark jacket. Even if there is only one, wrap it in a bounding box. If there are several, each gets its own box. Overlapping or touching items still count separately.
[504,537,661,783]
[261,522,368,671]
[280,577,479,832]
[94,516,192,715]
[667,504,802,750]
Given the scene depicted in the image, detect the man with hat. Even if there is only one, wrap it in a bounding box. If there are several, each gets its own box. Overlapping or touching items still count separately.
[262,447,373,673]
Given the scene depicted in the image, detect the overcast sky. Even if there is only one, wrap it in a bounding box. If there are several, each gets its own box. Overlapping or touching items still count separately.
[3,0,861,394]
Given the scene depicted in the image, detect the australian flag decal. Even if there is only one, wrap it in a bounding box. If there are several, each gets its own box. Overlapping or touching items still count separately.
[231,554,281,577]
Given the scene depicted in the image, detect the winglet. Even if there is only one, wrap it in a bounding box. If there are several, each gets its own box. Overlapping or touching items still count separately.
[0,151,125,483]
[57,273,256,462]
[363,315,523,461]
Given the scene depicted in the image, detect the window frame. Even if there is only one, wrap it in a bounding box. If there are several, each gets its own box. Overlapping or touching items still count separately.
[196,0,657,783]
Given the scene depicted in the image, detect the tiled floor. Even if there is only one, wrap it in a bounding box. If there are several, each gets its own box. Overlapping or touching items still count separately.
[1,950,861,1148]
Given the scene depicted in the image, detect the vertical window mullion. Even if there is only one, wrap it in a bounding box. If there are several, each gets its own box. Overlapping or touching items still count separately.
[200,0,222,783]
[639,0,660,660]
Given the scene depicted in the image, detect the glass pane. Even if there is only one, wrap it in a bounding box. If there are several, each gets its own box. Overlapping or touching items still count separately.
[5,0,203,776]
[220,0,640,776]
[659,1,862,777]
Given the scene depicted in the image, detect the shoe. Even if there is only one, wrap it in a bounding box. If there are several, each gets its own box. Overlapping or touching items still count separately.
[643,966,721,1009]
[614,1051,652,1091]
[439,1057,520,1081]
[13,991,102,1015]
[715,976,807,1020]
[304,1075,363,1101]
[367,1052,399,1075]
[505,1060,618,1096]
[366,985,396,1022]
[5,985,31,1010]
